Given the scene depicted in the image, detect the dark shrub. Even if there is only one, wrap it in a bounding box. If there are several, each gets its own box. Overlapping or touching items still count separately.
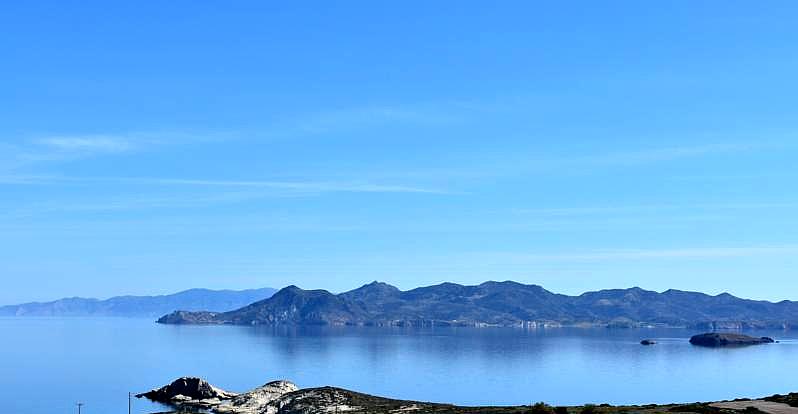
[581,404,598,414]
[669,403,723,414]
[529,402,555,414]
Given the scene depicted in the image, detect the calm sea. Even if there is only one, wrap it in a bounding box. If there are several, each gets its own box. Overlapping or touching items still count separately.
[2,317,797,413]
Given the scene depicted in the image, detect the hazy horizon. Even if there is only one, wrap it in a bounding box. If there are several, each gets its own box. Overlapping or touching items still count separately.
[2,1,797,304]
[5,279,798,307]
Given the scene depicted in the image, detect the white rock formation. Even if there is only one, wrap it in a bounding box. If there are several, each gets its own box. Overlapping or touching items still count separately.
[216,380,300,414]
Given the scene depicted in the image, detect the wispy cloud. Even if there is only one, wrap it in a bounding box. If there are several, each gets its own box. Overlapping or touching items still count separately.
[0,174,49,185]
[110,177,452,194]
[511,202,798,216]
[578,142,760,166]
[0,175,455,220]
[472,245,798,263]
[361,140,793,182]
[1,131,234,169]
[11,175,454,195]
[18,134,154,164]
[268,101,471,138]
[534,141,792,173]
[36,136,135,154]
[0,192,264,220]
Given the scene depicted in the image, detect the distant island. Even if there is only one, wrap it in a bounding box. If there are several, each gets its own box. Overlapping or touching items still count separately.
[138,376,798,414]
[0,287,276,317]
[156,281,798,329]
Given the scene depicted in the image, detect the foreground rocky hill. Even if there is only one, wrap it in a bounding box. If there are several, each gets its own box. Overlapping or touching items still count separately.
[157,281,798,329]
[139,376,798,414]
[0,287,276,317]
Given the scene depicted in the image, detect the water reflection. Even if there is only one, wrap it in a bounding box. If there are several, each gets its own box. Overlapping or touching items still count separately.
[1,317,797,414]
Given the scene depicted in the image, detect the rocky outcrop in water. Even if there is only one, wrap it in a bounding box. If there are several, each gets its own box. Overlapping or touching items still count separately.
[136,377,238,405]
[157,310,221,324]
[689,333,775,347]
[138,378,303,413]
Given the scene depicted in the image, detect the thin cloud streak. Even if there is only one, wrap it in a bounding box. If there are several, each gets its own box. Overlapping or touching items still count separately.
[36,136,135,153]
[0,192,263,220]
[0,174,454,194]
[580,142,760,166]
[0,174,49,185]
[264,100,474,139]
[20,134,144,163]
[474,245,798,263]
[2,131,236,169]
[539,140,791,171]
[117,177,453,194]
[511,202,798,216]
[363,140,795,181]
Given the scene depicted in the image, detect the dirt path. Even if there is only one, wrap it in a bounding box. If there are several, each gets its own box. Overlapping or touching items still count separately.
[711,400,798,414]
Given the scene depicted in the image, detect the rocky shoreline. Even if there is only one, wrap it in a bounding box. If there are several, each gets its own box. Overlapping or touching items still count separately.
[138,377,798,414]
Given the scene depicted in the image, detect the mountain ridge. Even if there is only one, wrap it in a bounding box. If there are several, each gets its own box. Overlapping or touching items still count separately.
[157,281,798,329]
[0,287,277,317]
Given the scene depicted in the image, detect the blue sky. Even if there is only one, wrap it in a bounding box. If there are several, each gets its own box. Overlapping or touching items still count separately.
[1,1,797,304]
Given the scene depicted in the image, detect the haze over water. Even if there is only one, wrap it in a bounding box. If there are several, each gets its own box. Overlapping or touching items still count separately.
[3,317,797,414]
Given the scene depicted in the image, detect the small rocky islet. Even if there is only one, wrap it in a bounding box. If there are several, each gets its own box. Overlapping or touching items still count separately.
[688,333,775,347]
[139,377,798,414]
[636,333,775,347]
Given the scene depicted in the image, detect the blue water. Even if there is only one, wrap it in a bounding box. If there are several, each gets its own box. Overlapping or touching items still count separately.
[2,317,798,414]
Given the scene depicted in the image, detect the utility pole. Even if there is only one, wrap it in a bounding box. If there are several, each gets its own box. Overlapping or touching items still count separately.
[76,402,84,414]
[128,392,132,414]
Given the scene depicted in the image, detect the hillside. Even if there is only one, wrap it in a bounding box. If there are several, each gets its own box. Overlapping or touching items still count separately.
[156,281,798,329]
